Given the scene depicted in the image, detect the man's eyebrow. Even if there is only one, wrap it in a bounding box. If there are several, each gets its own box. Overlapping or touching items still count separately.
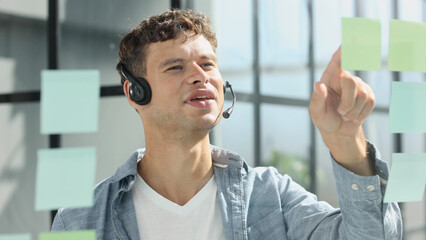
[200,55,217,62]
[159,55,217,69]
[159,58,184,68]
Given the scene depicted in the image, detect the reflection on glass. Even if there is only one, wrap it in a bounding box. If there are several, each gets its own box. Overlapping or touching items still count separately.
[259,0,309,98]
[0,12,47,93]
[259,0,308,67]
[364,70,391,107]
[314,0,354,63]
[0,103,49,234]
[59,0,169,86]
[261,104,310,189]
[315,129,338,207]
[194,0,254,93]
[364,112,393,165]
[212,101,254,166]
[261,70,310,99]
[404,199,426,240]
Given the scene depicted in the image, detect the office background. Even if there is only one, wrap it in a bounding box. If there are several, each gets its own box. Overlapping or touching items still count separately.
[0,0,424,239]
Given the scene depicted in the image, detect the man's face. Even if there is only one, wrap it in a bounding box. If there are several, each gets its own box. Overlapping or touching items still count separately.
[142,34,224,133]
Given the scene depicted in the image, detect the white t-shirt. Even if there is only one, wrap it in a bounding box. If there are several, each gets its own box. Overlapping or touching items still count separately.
[132,173,225,240]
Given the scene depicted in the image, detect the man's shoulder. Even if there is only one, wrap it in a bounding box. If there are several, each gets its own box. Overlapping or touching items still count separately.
[210,145,291,184]
[52,175,117,230]
[52,149,141,230]
[245,165,291,185]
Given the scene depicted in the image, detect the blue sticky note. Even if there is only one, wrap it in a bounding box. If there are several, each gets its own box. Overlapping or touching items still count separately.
[384,153,426,203]
[389,81,426,133]
[39,231,96,240]
[388,20,426,72]
[41,70,100,134]
[35,147,96,211]
[0,234,31,240]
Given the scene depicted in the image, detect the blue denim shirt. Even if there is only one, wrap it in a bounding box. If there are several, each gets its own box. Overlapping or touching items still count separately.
[52,144,402,239]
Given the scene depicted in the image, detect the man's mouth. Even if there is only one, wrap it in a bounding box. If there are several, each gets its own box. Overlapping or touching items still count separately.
[190,96,213,101]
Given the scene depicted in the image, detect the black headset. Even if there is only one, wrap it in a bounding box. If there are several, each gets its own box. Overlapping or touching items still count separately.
[120,63,152,106]
[120,63,235,118]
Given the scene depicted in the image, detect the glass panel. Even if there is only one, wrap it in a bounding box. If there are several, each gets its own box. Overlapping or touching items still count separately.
[314,0,354,65]
[403,132,426,240]
[315,128,339,207]
[397,0,422,21]
[194,0,253,93]
[259,0,308,67]
[221,71,253,96]
[261,104,310,190]
[397,1,426,237]
[404,192,426,240]
[0,1,47,93]
[358,0,392,57]
[58,0,169,86]
[62,97,146,183]
[364,70,392,107]
[261,70,310,99]
[358,0,392,108]
[259,0,309,99]
[0,0,47,19]
[364,112,393,165]
[211,101,254,167]
[0,103,49,236]
[401,72,424,83]
[400,73,426,240]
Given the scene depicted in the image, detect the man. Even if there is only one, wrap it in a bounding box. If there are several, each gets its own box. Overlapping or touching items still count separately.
[52,9,402,239]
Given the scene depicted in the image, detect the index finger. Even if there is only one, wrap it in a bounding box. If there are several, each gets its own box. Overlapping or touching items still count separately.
[321,46,342,82]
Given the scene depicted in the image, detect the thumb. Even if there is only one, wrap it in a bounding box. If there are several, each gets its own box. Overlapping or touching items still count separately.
[309,82,328,120]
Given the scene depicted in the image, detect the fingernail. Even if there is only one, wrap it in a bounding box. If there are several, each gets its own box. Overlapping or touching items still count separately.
[342,116,350,121]
[338,109,347,115]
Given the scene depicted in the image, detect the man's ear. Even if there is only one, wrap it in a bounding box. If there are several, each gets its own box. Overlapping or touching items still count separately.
[123,80,142,110]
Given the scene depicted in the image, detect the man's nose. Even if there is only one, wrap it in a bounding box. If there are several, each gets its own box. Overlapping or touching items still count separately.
[187,62,210,85]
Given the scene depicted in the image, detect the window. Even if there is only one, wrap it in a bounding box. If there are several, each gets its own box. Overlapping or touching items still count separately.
[1,0,424,238]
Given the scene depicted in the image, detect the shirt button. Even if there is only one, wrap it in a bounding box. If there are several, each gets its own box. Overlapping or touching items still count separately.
[352,184,360,190]
[367,185,375,191]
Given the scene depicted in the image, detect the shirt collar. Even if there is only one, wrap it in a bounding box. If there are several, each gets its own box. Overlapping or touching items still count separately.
[110,145,245,183]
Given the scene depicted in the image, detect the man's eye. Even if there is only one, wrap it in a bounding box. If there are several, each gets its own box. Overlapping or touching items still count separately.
[202,63,214,68]
[167,65,183,71]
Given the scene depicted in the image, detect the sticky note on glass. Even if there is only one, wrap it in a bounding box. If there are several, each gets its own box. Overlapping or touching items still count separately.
[41,70,100,134]
[341,17,381,70]
[384,153,426,203]
[388,20,426,72]
[0,234,31,240]
[39,230,96,240]
[389,81,426,133]
[35,147,96,211]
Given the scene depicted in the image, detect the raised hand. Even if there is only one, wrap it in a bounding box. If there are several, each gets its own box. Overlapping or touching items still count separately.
[309,47,375,176]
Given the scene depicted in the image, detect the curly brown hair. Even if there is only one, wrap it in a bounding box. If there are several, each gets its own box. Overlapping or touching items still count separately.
[116,9,217,85]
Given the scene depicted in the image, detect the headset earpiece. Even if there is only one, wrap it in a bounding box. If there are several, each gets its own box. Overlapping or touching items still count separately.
[130,77,151,105]
[120,64,152,105]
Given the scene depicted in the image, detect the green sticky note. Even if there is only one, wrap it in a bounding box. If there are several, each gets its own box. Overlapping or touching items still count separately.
[341,17,381,71]
[384,153,426,203]
[389,82,426,133]
[388,20,426,72]
[35,147,96,211]
[41,70,100,134]
[0,234,31,240]
[39,231,96,240]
